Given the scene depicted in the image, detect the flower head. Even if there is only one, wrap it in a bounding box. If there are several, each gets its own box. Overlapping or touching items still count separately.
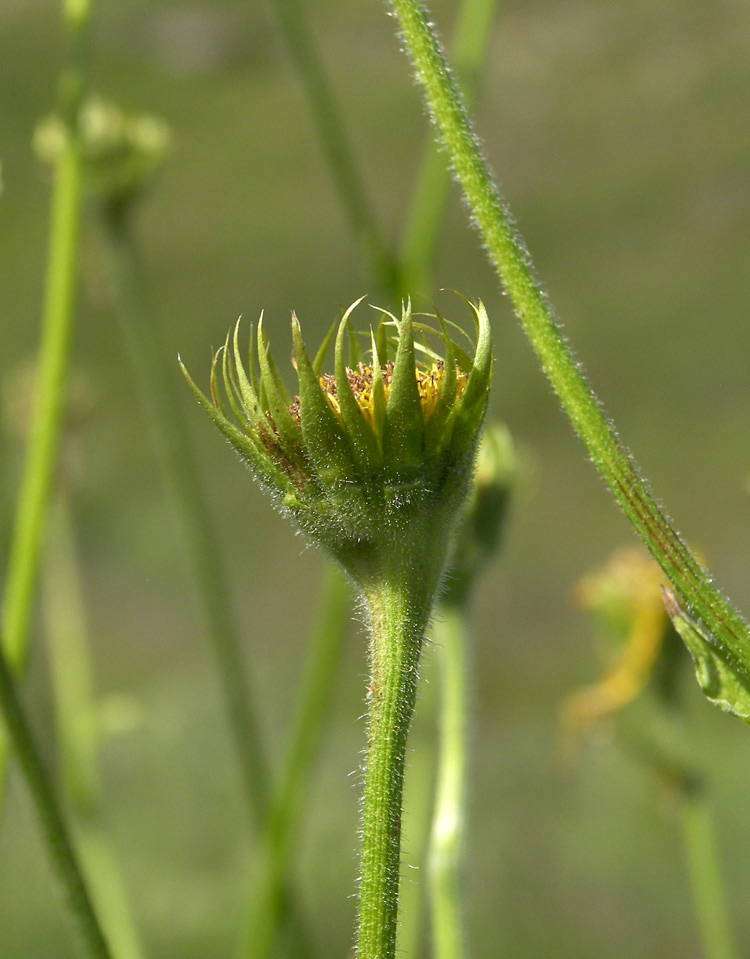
[181,297,491,586]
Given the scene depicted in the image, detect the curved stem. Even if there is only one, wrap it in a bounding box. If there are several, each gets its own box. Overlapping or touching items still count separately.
[388,0,750,682]
[358,578,430,959]
[429,605,469,959]
[0,0,93,791]
[0,640,113,959]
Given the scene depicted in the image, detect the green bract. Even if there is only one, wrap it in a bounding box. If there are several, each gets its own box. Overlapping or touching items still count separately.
[180,298,492,587]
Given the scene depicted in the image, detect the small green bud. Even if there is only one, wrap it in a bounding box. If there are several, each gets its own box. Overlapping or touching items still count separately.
[181,298,492,588]
[441,422,516,607]
[34,97,170,208]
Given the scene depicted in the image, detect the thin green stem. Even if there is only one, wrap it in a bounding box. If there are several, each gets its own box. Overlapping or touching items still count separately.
[0,0,93,791]
[265,0,399,293]
[358,577,431,959]
[43,496,146,959]
[429,604,469,959]
[394,670,437,959]
[399,0,500,289]
[0,638,113,959]
[98,208,270,822]
[389,0,750,682]
[240,565,350,959]
[681,791,739,959]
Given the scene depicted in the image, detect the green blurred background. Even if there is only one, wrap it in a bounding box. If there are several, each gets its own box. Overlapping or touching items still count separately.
[2,0,750,956]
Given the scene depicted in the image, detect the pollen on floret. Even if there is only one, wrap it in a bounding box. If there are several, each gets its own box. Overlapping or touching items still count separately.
[288,359,468,429]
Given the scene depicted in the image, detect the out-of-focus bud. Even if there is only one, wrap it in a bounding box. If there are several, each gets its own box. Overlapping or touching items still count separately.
[34,97,170,210]
[440,422,516,608]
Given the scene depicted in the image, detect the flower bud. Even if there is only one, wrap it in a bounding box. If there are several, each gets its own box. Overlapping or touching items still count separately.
[181,297,492,589]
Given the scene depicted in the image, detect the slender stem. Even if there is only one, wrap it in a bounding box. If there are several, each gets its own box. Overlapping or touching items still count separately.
[389,0,750,679]
[240,565,350,959]
[394,671,437,959]
[0,639,113,959]
[399,0,500,289]
[265,0,399,293]
[358,578,430,959]
[429,604,469,959]
[98,208,271,822]
[43,496,146,959]
[0,0,93,792]
[681,791,739,959]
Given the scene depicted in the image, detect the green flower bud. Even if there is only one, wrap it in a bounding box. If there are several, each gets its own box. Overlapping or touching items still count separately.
[441,422,516,608]
[180,297,492,589]
[34,97,170,209]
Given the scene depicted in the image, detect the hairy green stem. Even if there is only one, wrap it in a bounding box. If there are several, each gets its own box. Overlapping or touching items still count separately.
[399,0,500,289]
[393,672,436,959]
[429,604,469,959]
[99,208,271,821]
[358,577,432,959]
[681,791,739,959]
[0,640,113,959]
[265,0,398,292]
[240,566,350,959]
[389,0,750,681]
[43,496,146,959]
[0,0,93,791]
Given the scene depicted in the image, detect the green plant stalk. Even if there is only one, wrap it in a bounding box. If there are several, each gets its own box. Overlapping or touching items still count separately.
[358,574,433,959]
[395,667,437,959]
[399,0,500,288]
[388,0,750,681]
[0,638,113,959]
[429,604,469,959]
[43,496,145,959]
[0,0,93,790]
[241,565,350,959]
[681,791,739,959]
[98,208,271,821]
[265,0,398,292]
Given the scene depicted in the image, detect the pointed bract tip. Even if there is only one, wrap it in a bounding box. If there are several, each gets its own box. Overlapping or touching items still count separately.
[662,586,680,619]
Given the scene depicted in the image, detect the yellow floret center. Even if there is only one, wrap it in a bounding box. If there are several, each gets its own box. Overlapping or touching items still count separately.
[316,361,467,429]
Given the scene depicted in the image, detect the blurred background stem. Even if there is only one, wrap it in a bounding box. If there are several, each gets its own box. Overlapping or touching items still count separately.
[43,494,146,959]
[0,628,113,959]
[681,786,738,959]
[0,0,93,792]
[98,205,272,824]
[429,604,469,959]
[101,203,347,957]
[239,565,350,959]
[264,0,400,295]
[399,0,500,291]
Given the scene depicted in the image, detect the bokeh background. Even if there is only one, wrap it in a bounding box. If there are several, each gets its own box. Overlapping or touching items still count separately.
[2,0,750,956]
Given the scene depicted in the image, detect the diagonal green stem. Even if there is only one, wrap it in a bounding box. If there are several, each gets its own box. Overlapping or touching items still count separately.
[0,0,93,792]
[399,0,500,289]
[388,0,750,684]
[265,0,399,292]
[0,637,113,959]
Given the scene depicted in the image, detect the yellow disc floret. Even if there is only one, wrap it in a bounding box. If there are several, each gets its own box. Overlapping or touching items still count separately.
[298,360,468,430]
